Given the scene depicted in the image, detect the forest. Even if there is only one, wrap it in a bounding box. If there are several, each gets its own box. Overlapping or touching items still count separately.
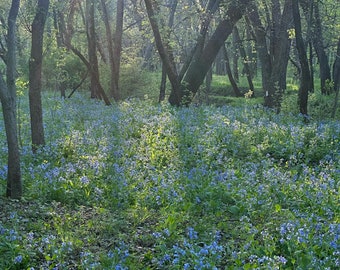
[0,0,339,269]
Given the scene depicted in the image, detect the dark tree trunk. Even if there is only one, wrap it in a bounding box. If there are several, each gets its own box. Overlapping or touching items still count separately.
[159,66,167,102]
[233,26,255,95]
[293,0,311,116]
[29,0,49,152]
[52,7,67,98]
[313,1,331,94]
[0,0,22,199]
[100,0,118,100]
[331,38,340,118]
[215,48,225,75]
[232,27,239,82]
[113,0,124,100]
[144,0,182,105]
[86,0,100,99]
[223,45,242,97]
[159,0,178,102]
[247,2,273,106]
[85,0,111,105]
[247,0,292,110]
[181,0,252,102]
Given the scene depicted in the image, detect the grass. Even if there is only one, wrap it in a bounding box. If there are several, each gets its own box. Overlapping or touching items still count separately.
[0,91,339,269]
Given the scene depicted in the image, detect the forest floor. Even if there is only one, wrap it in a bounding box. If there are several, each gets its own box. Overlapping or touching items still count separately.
[1,93,339,269]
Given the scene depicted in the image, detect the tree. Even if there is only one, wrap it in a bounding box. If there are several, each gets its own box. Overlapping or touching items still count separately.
[332,37,340,118]
[29,0,50,152]
[100,0,121,101]
[113,0,124,100]
[159,0,178,102]
[300,0,332,95]
[0,0,22,199]
[247,0,293,110]
[145,0,252,105]
[232,26,255,96]
[293,0,311,116]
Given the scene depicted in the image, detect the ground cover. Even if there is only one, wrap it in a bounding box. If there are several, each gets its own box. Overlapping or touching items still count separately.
[0,93,339,269]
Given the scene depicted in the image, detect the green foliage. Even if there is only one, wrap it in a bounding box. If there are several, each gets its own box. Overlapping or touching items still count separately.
[0,93,339,269]
[43,47,86,91]
[281,88,340,119]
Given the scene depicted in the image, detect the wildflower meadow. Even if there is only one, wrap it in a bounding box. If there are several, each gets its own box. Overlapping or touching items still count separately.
[0,93,339,269]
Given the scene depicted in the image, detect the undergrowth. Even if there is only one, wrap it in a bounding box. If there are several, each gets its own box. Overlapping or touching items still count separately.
[0,92,339,269]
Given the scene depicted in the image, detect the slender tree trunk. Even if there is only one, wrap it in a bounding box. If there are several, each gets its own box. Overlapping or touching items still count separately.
[293,0,311,116]
[113,0,124,100]
[100,0,119,100]
[331,38,340,118]
[313,1,331,94]
[29,0,49,152]
[0,0,21,199]
[233,26,255,95]
[159,66,167,102]
[159,0,177,102]
[182,0,251,100]
[247,2,273,106]
[86,0,100,99]
[52,7,66,98]
[144,0,182,105]
[223,45,242,97]
[85,0,111,105]
[247,0,292,110]
[232,27,239,82]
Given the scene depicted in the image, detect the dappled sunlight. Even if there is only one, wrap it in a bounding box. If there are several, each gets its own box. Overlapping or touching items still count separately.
[0,94,339,268]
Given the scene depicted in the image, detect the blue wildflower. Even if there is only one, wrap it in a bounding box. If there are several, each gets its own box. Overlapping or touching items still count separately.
[14,255,23,264]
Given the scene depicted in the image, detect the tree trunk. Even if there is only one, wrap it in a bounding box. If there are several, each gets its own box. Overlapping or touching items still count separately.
[85,0,111,105]
[247,3,273,106]
[313,1,331,94]
[293,0,311,116]
[233,26,255,95]
[247,0,292,110]
[159,66,167,102]
[0,0,21,199]
[232,27,239,82]
[331,38,340,118]
[159,0,177,102]
[144,0,182,105]
[52,7,67,98]
[86,0,100,99]
[29,0,49,152]
[182,0,252,101]
[100,0,119,100]
[223,45,242,97]
[113,0,124,100]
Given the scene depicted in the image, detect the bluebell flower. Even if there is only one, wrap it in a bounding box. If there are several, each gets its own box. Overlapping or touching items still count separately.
[187,227,198,240]
[184,263,191,269]
[14,255,23,264]
[80,175,90,185]
[107,250,114,258]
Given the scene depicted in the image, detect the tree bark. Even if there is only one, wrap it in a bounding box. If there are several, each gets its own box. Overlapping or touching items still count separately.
[331,38,340,118]
[29,0,49,152]
[313,1,331,94]
[293,0,311,116]
[113,0,124,100]
[247,0,292,110]
[223,45,242,97]
[232,27,239,82]
[85,0,111,105]
[0,0,22,199]
[159,0,178,102]
[181,0,252,102]
[100,0,119,100]
[144,0,182,105]
[233,26,255,95]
